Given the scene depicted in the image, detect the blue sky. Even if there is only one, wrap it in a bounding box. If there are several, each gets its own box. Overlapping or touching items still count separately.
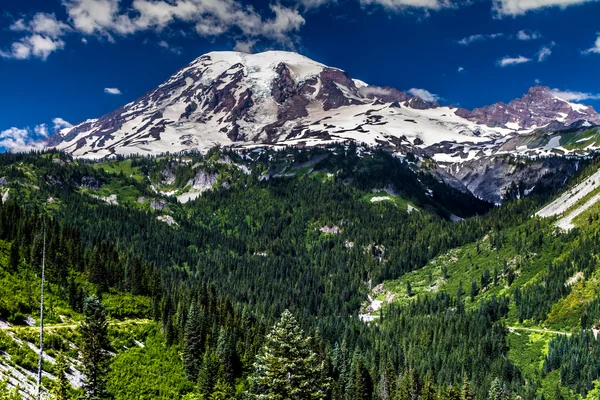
[1,0,600,150]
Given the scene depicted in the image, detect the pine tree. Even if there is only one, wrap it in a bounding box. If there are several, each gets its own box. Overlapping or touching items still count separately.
[79,297,111,400]
[421,374,436,400]
[197,348,221,399]
[470,280,478,300]
[51,352,71,400]
[183,303,204,381]
[209,378,235,400]
[352,359,373,400]
[487,378,509,400]
[461,378,475,400]
[9,241,19,271]
[248,309,328,399]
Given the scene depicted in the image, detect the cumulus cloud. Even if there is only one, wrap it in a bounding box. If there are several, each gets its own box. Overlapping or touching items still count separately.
[360,0,454,11]
[0,127,44,152]
[0,118,73,152]
[2,0,307,60]
[551,89,600,102]
[536,42,555,61]
[104,87,122,95]
[11,13,71,38]
[497,55,532,67]
[1,13,70,60]
[52,117,73,131]
[583,34,600,54]
[63,0,305,47]
[492,0,597,17]
[517,29,541,40]
[458,33,504,45]
[233,39,257,53]
[358,86,395,97]
[408,88,440,102]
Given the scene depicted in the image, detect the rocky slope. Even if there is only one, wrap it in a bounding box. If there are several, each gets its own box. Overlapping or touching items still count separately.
[46,50,600,202]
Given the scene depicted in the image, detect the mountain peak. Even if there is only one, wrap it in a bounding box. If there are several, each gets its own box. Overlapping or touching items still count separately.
[456,85,600,130]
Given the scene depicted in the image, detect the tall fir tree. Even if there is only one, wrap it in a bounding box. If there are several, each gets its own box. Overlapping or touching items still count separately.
[248,310,329,400]
[9,241,19,272]
[79,297,111,400]
[51,352,71,400]
[461,378,475,400]
[183,303,204,382]
[197,348,222,399]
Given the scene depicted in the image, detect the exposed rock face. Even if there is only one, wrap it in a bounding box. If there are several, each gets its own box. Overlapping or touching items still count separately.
[455,86,600,130]
[48,51,441,158]
[447,155,579,203]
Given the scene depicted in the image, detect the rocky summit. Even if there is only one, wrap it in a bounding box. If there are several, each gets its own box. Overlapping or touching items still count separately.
[46,51,600,203]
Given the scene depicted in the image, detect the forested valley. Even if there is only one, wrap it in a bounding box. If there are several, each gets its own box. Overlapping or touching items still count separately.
[0,145,599,399]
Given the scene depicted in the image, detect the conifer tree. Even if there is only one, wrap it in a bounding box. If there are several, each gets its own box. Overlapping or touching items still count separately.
[197,348,221,399]
[79,296,111,400]
[352,359,373,400]
[209,378,235,400]
[248,309,328,399]
[9,241,19,271]
[183,303,204,381]
[487,378,510,400]
[421,373,436,400]
[51,352,71,400]
[461,378,475,400]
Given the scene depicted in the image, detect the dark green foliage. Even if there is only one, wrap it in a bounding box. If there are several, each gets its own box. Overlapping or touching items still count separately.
[248,310,329,399]
[543,330,600,396]
[183,303,204,382]
[80,297,112,400]
[50,352,71,400]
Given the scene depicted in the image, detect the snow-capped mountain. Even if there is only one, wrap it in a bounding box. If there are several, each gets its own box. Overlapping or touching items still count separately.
[49,50,599,161]
[456,86,600,130]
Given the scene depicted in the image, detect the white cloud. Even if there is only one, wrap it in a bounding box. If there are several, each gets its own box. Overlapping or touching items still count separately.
[158,40,182,55]
[11,13,71,38]
[458,33,503,45]
[0,127,46,152]
[360,0,453,11]
[517,29,541,40]
[63,0,305,47]
[104,87,122,95]
[535,78,542,84]
[233,39,257,53]
[0,35,66,60]
[0,118,74,152]
[1,13,70,60]
[536,42,555,61]
[296,0,335,8]
[551,89,600,102]
[492,0,598,17]
[358,86,395,97]
[34,124,49,137]
[583,34,600,54]
[52,117,73,131]
[408,88,440,102]
[497,55,532,67]
[458,66,464,72]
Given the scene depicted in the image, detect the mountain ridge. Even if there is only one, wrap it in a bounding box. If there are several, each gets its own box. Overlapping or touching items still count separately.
[48,50,600,160]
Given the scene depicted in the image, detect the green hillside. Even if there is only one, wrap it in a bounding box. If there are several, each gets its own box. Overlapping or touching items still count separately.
[0,146,599,399]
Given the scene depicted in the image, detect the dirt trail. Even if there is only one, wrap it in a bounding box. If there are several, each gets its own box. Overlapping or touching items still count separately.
[0,319,151,332]
[508,326,570,336]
